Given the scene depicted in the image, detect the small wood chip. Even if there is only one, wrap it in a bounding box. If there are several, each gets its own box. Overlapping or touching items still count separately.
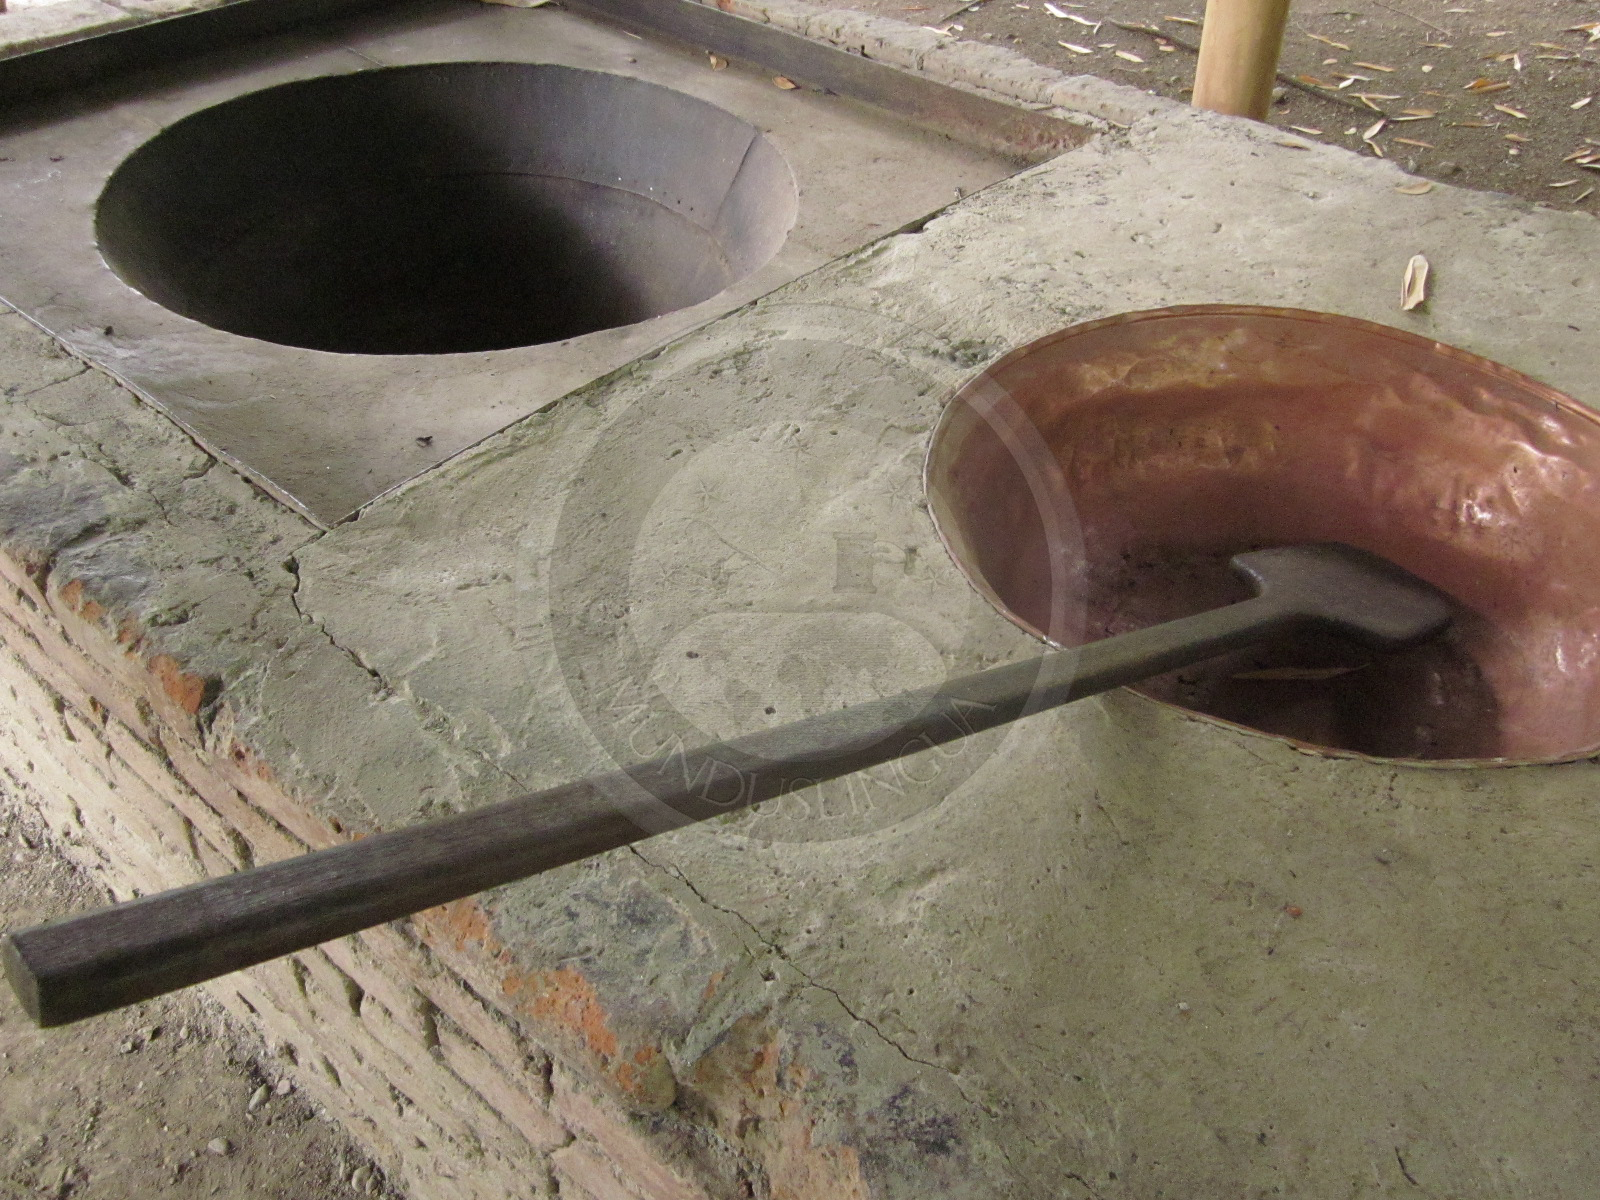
[1047,4,1100,24]
[773,75,798,89]
[1396,179,1434,194]
[1492,103,1529,119]
[1401,253,1430,311]
[707,53,728,70]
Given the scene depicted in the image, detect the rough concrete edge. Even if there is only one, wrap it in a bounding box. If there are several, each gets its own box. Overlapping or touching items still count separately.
[688,0,1173,128]
[0,303,750,1198]
[0,0,234,61]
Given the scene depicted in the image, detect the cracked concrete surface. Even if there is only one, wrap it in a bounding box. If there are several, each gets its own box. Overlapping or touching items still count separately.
[3,43,1600,1200]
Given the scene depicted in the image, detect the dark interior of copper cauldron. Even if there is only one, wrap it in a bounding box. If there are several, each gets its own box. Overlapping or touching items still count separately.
[925,305,1600,762]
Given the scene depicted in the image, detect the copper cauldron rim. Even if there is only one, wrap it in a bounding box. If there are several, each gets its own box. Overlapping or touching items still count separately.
[921,303,1600,770]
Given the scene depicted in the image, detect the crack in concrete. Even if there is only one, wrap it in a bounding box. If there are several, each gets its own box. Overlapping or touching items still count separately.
[4,362,89,402]
[626,845,991,1115]
[285,553,390,697]
[280,552,534,801]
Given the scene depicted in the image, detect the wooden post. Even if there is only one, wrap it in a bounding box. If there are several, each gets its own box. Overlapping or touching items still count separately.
[1192,0,1291,120]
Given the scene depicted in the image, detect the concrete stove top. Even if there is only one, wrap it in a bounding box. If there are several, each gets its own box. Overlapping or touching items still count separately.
[0,0,1598,1196]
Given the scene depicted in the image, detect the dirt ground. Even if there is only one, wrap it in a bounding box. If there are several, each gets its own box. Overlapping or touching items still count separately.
[0,791,401,1200]
[827,0,1600,208]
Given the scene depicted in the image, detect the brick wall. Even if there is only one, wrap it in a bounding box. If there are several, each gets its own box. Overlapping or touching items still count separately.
[0,538,710,1200]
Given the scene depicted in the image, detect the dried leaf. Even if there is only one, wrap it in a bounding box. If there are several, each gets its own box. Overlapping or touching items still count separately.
[1401,253,1430,311]
[1398,109,1437,118]
[1362,118,1388,141]
[1307,33,1351,49]
[1232,666,1364,681]
[708,53,728,70]
[1058,40,1093,53]
[1352,61,1396,71]
[1295,74,1333,87]
[1163,14,1200,24]
[1485,30,1509,37]
[1114,49,1144,62]
[1396,179,1435,193]
[1550,179,1582,188]
[1464,78,1512,92]
[1577,188,1595,203]
[1492,103,1529,119]
[1503,132,1531,143]
[1574,96,1595,110]
[1393,137,1435,148]
[1275,139,1312,150]
[773,75,799,89]
[1424,42,1452,49]
[1289,125,1324,135]
[1450,119,1497,127]
[1565,21,1600,43]
[1484,51,1517,62]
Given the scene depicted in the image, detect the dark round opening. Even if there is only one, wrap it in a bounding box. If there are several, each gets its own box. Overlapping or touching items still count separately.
[926,306,1600,763]
[95,63,797,355]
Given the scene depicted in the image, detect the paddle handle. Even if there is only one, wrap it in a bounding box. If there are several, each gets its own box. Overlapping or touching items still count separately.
[4,594,1295,1026]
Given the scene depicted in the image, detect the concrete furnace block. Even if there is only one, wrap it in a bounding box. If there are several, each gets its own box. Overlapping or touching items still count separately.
[0,31,1598,1200]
